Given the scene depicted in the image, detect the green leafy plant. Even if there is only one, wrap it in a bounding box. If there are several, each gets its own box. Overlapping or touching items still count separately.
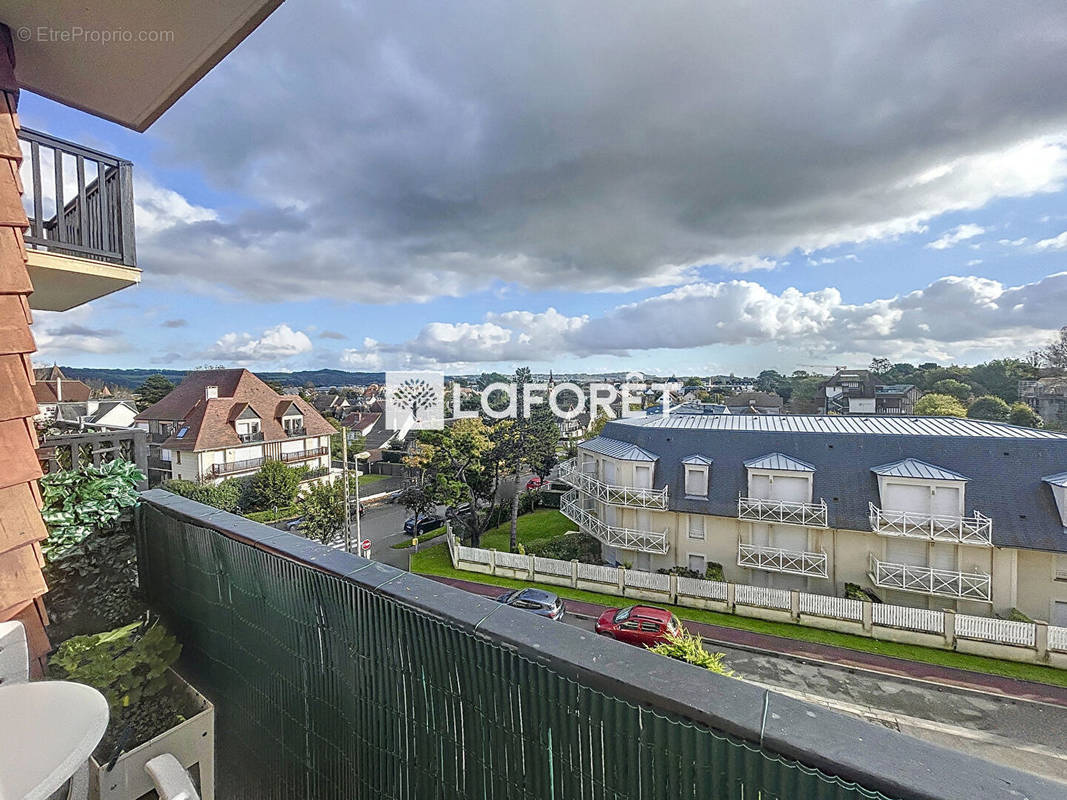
[649,630,734,676]
[296,480,345,543]
[528,531,601,563]
[245,459,300,511]
[40,459,144,561]
[49,620,189,758]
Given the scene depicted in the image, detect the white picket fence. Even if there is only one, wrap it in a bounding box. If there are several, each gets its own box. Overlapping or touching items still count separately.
[444,532,1067,662]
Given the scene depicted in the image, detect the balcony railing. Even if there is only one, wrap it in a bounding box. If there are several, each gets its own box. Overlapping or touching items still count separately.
[560,489,669,553]
[210,456,265,477]
[557,458,669,509]
[19,128,136,266]
[134,491,1062,800]
[280,446,329,463]
[285,425,307,437]
[737,541,828,579]
[238,431,265,443]
[738,494,828,528]
[38,422,147,488]
[868,554,991,602]
[868,503,992,545]
[299,466,331,481]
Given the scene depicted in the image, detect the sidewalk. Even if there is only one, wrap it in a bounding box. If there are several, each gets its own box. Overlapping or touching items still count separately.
[429,575,1067,708]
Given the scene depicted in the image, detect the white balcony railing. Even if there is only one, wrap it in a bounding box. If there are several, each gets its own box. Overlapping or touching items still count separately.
[868,503,992,545]
[560,490,669,554]
[557,458,669,509]
[737,495,828,528]
[737,541,828,578]
[867,554,991,602]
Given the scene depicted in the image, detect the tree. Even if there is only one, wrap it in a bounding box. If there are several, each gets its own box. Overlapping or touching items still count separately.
[585,410,610,440]
[396,484,437,538]
[296,481,344,544]
[788,376,825,413]
[245,460,300,511]
[966,395,1011,421]
[968,358,1038,403]
[135,374,175,410]
[1042,326,1067,370]
[264,379,284,395]
[1009,402,1041,428]
[683,376,703,387]
[913,393,967,417]
[929,379,972,404]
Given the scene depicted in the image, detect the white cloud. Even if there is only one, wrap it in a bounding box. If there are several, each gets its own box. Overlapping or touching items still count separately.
[1034,231,1067,250]
[206,323,313,366]
[998,237,1028,247]
[926,223,984,250]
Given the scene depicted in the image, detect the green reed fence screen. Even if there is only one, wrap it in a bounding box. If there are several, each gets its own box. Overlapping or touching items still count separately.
[137,502,895,800]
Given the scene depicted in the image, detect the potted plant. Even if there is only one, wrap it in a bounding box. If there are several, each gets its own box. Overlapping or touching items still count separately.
[48,619,215,800]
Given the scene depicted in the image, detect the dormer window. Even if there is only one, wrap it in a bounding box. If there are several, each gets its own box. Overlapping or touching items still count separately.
[1045,472,1067,528]
[681,454,712,498]
[743,453,816,503]
[234,404,262,442]
[871,458,967,517]
[278,400,305,436]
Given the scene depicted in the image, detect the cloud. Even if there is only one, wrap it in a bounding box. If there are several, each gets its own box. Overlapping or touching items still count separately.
[318,330,348,340]
[998,237,1029,247]
[162,318,188,328]
[926,223,984,250]
[205,323,314,366]
[33,307,130,356]
[1034,231,1067,250]
[338,271,1067,368]
[136,1,1067,302]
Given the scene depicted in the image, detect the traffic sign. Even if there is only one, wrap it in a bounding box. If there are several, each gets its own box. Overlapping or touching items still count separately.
[361,539,371,551]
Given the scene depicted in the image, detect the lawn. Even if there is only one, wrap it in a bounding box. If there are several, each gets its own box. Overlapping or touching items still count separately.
[410,542,1067,688]
[391,526,447,549]
[358,473,390,486]
[478,509,575,551]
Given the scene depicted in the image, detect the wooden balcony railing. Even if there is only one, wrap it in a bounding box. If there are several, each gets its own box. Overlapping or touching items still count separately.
[19,128,136,266]
[280,446,328,463]
[867,554,991,602]
[868,503,992,545]
[738,495,828,528]
[737,541,828,579]
[38,422,147,488]
[211,456,265,477]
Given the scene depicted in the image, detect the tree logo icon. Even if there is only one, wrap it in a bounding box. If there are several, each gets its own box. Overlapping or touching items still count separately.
[386,371,444,430]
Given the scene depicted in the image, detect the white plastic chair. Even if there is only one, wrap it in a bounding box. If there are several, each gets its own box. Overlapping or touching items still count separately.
[144,753,202,800]
[0,619,30,684]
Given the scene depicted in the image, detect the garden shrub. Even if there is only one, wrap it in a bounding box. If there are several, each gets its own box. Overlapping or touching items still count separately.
[649,630,734,676]
[527,531,601,563]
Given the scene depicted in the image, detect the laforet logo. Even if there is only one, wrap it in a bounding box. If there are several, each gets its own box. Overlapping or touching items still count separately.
[385,371,445,430]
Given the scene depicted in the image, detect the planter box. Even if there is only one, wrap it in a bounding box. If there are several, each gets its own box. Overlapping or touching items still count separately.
[90,670,214,800]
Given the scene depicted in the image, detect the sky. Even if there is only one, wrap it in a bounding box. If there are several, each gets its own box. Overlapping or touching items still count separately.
[24,0,1067,377]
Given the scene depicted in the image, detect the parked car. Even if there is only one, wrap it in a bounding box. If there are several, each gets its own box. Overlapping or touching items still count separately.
[496,588,565,620]
[285,517,304,532]
[404,514,444,535]
[594,605,681,647]
[525,476,545,490]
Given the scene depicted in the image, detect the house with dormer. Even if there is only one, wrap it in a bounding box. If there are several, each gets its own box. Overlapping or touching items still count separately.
[135,369,337,487]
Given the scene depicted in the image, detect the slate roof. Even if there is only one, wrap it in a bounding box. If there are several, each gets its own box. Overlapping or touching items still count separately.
[600,414,1067,552]
[871,458,969,482]
[580,436,659,462]
[744,452,817,472]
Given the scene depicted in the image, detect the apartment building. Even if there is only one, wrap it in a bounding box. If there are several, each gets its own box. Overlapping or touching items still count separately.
[822,369,920,415]
[136,369,337,487]
[559,413,1067,623]
[1020,377,1067,427]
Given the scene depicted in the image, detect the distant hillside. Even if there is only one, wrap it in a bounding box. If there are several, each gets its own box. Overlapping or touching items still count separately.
[57,367,387,390]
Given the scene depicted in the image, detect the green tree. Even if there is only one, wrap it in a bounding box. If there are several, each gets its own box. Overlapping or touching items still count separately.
[135,374,175,410]
[969,358,1038,403]
[683,376,703,387]
[585,410,610,440]
[397,484,438,538]
[264,379,284,394]
[245,460,300,511]
[913,393,967,417]
[788,376,825,413]
[1009,402,1041,428]
[929,379,972,404]
[966,395,1011,421]
[1042,326,1067,370]
[296,481,344,544]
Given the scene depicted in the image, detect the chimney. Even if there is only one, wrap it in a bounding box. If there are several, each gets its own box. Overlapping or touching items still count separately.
[55,377,61,402]
[205,386,219,400]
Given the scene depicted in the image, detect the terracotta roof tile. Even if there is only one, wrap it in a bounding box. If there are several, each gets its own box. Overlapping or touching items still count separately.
[0,417,42,490]
[31,378,91,404]
[0,354,36,422]
[0,481,47,555]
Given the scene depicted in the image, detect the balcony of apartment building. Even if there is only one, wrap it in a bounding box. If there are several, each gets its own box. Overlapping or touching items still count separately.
[279,446,329,464]
[237,431,265,444]
[559,489,669,554]
[37,420,147,488]
[737,541,828,579]
[209,455,266,478]
[868,503,993,545]
[557,457,669,509]
[123,490,1059,800]
[867,553,992,602]
[19,128,138,312]
[284,424,307,438]
[737,494,829,528]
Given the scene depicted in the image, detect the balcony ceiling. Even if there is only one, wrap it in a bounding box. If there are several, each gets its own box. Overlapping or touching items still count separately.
[0,0,283,130]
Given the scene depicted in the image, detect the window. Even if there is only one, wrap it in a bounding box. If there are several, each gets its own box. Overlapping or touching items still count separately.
[639,621,661,632]
[687,515,704,540]
[1056,555,1067,582]
[684,465,708,497]
[687,553,706,573]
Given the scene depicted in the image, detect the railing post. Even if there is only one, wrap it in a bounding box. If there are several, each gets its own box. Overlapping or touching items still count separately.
[571,559,578,588]
[527,553,535,580]
[617,566,625,595]
[943,609,956,649]
[118,161,137,266]
[489,548,497,576]
[669,573,678,604]
[726,582,736,613]
[1036,620,1049,660]
[862,600,873,633]
[790,590,800,622]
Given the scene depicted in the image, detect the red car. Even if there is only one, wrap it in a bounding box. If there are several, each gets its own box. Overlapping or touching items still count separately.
[525,476,545,490]
[594,605,682,647]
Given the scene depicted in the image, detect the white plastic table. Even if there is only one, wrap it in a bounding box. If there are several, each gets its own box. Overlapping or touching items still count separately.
[0,680,109,800]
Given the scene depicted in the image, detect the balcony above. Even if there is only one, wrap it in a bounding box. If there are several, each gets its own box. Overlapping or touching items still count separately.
[280,446,328,463]
[737,541,828,579]
[20,128,139,311]
[238,431,265,444]
[868,503,992,546]
[560,490,669,554]
[557,458,668,509]
[738,494,828,528]
[868,554,991,602]
[285,425,307,438]
[210,456,264,477]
